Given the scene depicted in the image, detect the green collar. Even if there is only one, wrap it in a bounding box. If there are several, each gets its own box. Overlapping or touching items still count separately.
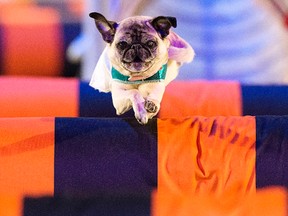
[111,64,167,84]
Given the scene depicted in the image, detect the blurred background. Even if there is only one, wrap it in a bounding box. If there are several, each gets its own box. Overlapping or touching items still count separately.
[0,0,84,78]
[0,0,288,83]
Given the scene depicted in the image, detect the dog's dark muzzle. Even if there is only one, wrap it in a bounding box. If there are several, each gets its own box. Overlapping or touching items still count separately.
[122,44,151,63]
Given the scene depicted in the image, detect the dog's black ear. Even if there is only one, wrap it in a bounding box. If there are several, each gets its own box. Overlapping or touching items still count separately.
[89,12,118,43]
[151,16,177,38]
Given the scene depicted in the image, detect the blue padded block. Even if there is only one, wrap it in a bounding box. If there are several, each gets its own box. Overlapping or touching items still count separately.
[54,117,157,195]
[256,116,288,188]
[242,85,288,115]
[23,194,151,216]
[79,81,134,117]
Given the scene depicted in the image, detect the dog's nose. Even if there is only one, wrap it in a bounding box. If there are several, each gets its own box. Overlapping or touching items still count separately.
[131,44,142,50]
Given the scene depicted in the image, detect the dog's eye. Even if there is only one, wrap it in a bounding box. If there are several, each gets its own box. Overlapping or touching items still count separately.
[117,41,129,50]
[146,40,157,48]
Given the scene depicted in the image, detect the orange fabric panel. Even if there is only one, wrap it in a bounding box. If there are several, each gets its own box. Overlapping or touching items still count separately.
[242,187,288,216]
[153,187,287,216]
[0,117,54,196]
[0,194,22,216]
[159,81,242,117]
[157,116,256,197]
[0,77,78,117]
[0,6,63,76]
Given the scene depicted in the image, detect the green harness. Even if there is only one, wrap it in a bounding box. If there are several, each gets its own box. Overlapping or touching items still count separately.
[111,64,167,84]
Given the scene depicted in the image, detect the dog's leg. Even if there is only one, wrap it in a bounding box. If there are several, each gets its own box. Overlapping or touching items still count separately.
[129,90,149,124]
[111,84,149,124]
[141,60,179,119]
[111,83,133,115]
[139,82,166,119]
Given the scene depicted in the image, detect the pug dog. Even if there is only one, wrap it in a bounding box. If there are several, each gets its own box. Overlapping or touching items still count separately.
[89,12,194,124]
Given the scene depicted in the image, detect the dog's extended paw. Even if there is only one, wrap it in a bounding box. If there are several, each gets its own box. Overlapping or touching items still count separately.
[134,105,148,124]
[144,100,158,113]
[135,114,148,125]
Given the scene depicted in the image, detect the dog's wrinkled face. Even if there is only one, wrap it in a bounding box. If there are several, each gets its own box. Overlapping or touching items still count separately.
[115,21,158,73]
[89,13,177,79]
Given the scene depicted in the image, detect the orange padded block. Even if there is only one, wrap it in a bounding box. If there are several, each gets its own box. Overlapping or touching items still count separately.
[0,77,78,117]
[159,81,242,117]
[153,187,287,216]
[0,6,63,76]
[157,116,255,196]
[0,194,23,216]
[0,117,54,196]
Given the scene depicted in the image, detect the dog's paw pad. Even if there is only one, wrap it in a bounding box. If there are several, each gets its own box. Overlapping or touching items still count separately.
[145,100,158,113]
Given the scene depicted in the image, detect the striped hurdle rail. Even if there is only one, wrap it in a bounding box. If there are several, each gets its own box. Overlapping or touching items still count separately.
[0,116,287,215]
[1,77,288,117]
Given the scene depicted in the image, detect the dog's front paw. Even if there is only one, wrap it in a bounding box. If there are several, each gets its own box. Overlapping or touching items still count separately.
[135,113,148,125]
[144,100,158,113]
[134,103,148,124]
